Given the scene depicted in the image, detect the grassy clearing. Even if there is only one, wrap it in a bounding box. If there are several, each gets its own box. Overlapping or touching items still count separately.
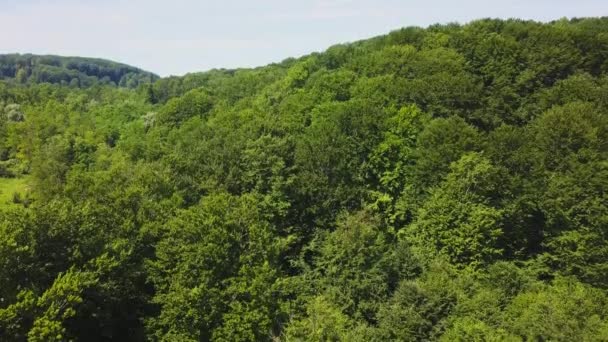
[0,177,31,207]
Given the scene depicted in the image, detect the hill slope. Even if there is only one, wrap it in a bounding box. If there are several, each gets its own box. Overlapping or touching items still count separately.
[0,53,158,88]
[0,17,608,341]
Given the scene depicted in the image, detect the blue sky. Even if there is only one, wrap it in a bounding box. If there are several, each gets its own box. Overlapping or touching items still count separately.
[0,0,606,76]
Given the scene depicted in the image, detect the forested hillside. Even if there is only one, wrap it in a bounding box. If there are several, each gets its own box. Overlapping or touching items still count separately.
[1,17,608,341]
[0,54,158,88]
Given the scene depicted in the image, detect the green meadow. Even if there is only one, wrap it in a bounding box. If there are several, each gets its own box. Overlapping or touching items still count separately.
[0,177,30,206]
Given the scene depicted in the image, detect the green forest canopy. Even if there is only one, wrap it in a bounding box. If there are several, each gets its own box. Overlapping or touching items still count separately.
[1,17,608,341]
[0,53,158,88]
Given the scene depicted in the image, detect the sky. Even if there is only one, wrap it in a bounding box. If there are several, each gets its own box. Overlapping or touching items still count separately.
[0,0,606,76]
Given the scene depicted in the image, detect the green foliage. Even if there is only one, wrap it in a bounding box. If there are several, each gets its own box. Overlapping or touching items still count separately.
[502,277,608,341]
[293,211,419,325]
[26,269,98,342]
[146,193,286,341]
[405,153,504,266]
[156,88,214,126]
[283,296,371,342]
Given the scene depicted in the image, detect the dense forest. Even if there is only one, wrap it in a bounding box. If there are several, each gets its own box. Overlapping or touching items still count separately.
[1,17,608,341]
[0,54,158,88]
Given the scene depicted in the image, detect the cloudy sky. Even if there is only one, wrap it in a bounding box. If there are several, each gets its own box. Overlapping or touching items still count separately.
[0,0,606,76]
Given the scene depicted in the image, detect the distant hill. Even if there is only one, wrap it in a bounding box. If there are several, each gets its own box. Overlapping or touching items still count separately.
[0,53,159,88]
